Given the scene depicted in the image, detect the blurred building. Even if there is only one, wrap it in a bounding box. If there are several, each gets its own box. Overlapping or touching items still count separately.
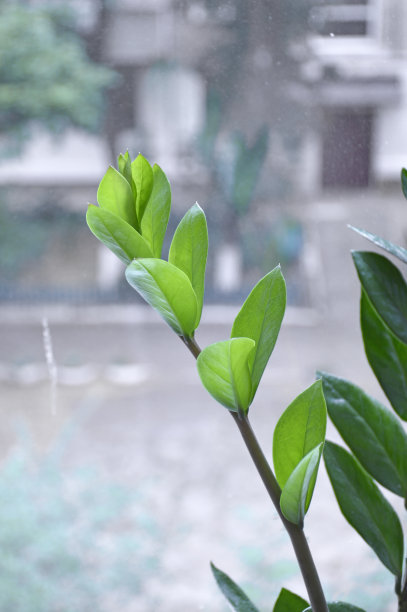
[303,0,407,189]
[1,0,407,308]
[2,0,407,193]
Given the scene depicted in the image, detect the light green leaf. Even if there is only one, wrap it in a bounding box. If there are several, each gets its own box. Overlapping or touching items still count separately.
[197,338,255,414]
[352,251,407,344]
[210,563,260,612]
[118,151,136,197]
[303,604,366,612]
[125,258,198,337]
[324,441,404,576]
[349,225,407,265]
[86,205,153,264]
[273,381,326,489]
[273,587,308,612]
[168,203,208,327]
[97,165,137,229]
[402,168,407,200]
[361,290,407,420]
[320,370,407,496]
[280,444,323,525]
[131,154,153,222]
[140,164,171,258]
[231,266,286,403]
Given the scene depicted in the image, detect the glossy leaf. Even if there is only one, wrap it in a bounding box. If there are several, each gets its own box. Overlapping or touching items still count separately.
[97,165,137,229]
[140,164,171,258]
[169,203,208,327]
[118,151,135,196]
[273,380,326,489]
[210,563,260,612]
[273,588,308,612]
[349,225,407,265]
[131,154,154,222]
[352,250,407,344]
[324,441,403,576]
[197,338,255,414]
[86,205,153,264]
[304,604,366,612]
[402,168,407,200]
[231,266,286,402]
[361,290,407,420]
[319,371,407,497]
[125,258,197,337]
[280,444,323,525]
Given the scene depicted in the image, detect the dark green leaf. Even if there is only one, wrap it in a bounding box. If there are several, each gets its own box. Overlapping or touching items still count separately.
[361,290,407,420]
[231,266,286,403]
[319,371,407,496]
[125,258,197,337]
[169,203,208,327]
[97,165,137,229]
[197,338,255,414]
[349,226,407,265]
[140,164,171,258]
[131,154,153,222]
[352,250,407,344]
[324,441,403,576]
[402,168,407,200]
[280,444,323,525]
[210,562,260,612]
[273,588,308,612]
[273,381,326,488]
[86,205,153,264]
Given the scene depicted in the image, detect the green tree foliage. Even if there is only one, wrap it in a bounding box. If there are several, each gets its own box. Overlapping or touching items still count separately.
[0,0,115,152]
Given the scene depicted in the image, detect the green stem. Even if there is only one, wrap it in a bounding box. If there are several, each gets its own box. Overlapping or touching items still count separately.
[232,413,328,612]
[184,335,328,611]
[397,568,407,611]
[181,335,201,359]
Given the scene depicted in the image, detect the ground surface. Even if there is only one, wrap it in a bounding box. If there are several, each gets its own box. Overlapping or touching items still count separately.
[0,305,402,611]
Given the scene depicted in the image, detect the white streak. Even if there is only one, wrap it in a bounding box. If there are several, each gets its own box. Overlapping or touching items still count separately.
[42,316,58,415]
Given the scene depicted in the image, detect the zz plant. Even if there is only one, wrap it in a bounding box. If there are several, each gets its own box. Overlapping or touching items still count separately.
[87,152,364,612]
[318,169,407,612]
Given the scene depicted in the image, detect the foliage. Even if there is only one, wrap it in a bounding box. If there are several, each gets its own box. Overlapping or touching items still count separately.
[318,169,407,610]
[88,153,407,610]
[0,0,115,152]
[215,126,269,219]
[87,152,364,612]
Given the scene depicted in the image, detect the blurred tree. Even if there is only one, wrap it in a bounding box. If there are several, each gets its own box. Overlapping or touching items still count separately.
[0,0,115,154]
[194,0,313,292]
[199,0,313,198]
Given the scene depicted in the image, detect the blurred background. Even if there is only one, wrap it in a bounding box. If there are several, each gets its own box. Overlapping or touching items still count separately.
[1,0,407,610]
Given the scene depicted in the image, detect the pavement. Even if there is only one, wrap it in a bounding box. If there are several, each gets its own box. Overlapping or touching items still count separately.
[0,304,402,611]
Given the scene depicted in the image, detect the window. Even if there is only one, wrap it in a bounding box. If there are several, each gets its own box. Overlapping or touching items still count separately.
[310,0,379,39]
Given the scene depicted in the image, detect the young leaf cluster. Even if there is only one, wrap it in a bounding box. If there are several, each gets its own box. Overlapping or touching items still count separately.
[319,169,407,600]
[86,153,208,339]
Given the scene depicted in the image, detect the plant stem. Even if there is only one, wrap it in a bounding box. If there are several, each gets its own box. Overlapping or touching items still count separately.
[181,335,202,359]
[184,335,328,611]
[396,569,407,611]
[232,412,328,612]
